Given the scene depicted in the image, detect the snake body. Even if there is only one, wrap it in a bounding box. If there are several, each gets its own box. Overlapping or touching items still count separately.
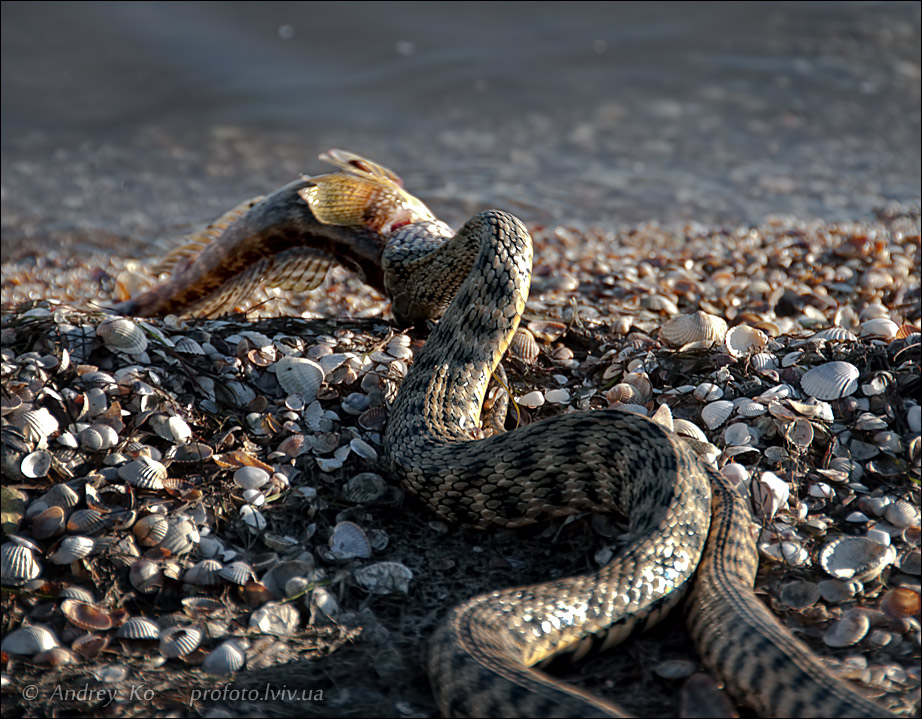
[118,152,897,717]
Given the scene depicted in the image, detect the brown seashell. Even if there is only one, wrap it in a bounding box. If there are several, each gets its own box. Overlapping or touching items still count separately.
[61,599,114,632]
[31,505,67,540]
[71,633,109,658]
[880,587,921,619]
[133,514,170,546]
[509,327,540,364]
[659,311,728,349]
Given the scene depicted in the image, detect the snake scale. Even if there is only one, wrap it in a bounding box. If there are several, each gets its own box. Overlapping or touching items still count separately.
[118,152,897,717]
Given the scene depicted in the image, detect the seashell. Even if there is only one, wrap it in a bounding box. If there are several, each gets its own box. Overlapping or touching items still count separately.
[724,324,767,357]
[859,317,898,340]
[130,559,164,594]
[898,548,921,574]
[159,516,199,556]
[734,398,767,417]
[309,587,341,624]
[880,587,921,619]
[719,463,750,488]
[41,483,81,510]
[358,406,388,432]
[159,625,202,658]
[48,536,95,564]
[341,391,370,415]
[239,504,267,531]
[61,600,114,632]
[184,559,225,587]
[621,372,653,405]
[800,361,859,400]
[528,319,567,343]
[694,382,723,402]
[150,414,192,443]
[700,400,733,430]
[884,500,920,529]
[545,388,570,404]
[79,424,120,450]
[170,442,213,463]
[510,328,540,364]
[810,327,857,343]
[349,437,378,461]
[751,471,789,522]
[21,449,52,478]
[97,317,148,355]
[71,633,109,659]
[328,521,372,560]
[354,561,413,595]
[134,514,170,546]
[723,422,752,446]
[202,640,247,675]
[274,356,324,401]
[1,625,59,655]
[673,419,708,443]
[606,383,637,404]
[516,391,545,409]
[117,457,167,490]
[818,578,861,603]
[749,352,778,371]
[786,418,814,450]
[219,561,257,585]
[778,580,821,609]
[823,609,869,647]
[906,404,921,433]
[760,540,809,567]
[659,311,728,349]
[234,466,270,490]
[249,601,300,636]
[67,508,109,535]
[1,542,42,582]
[819,537,896,582]
[19,407,59,443]
[117,616,161,640]
[31,505,67,540]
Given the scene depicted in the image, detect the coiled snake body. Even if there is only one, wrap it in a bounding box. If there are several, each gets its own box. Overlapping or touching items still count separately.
[380,210,893,718]
[118,152,895,717]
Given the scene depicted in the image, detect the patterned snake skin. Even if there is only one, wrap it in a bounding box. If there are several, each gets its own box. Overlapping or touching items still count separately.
[116,152,897,717]
[379,210,894,718]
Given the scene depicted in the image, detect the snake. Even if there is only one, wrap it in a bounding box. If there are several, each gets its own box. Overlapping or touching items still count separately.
[118,151,897,717]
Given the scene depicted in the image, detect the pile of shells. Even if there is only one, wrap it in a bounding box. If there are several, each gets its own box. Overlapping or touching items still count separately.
[1,201,919,715]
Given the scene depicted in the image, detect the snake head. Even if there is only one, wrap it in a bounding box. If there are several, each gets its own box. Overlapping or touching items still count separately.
[299,149,437,234]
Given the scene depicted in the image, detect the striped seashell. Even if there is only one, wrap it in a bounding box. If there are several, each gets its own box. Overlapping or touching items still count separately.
[41,483,80,510]
[202,640,247,675]
[184,559,224,587]
[800,361,859,400]
[810,327,857,342]
[30,505,66,540]
[48,536,95,565]
[1,542,42,582]
[819,537,896,582]
[129,558,164,593]
[160,625,202,658]
[659,311,728,349]
[159,517,199,556]
[859,317,898,340]
[880,587,921,619]
[749,352,778,371]
[19,407,58,443]
[621,372,653,405]
[354,561,413,595]
[1,624,59,655]
[117,457,167,490]
[509,327,540,364]
[693,382,722,402]
[734,398,767,417]
[358,406,388,432]
[61,600,115,632]
[884,500,920,529]
[674,419,708,443]
[174,336,206,354]
[21,450,52,478]
[117,616,161,640]
[724,324,767,357]
[133,514,170,546]
[344,472,388,503]
[274,356,324,401]
[97,317,148,355]
[700,400,734,430]
[79,424,119,451]
[59,585,95,603]
[66,508,109,535]
[219,561,257,585]
[328,521,371,560]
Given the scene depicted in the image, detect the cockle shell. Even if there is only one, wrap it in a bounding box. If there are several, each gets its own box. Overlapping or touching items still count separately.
[20,450,52,478]
[859,317,899,340]
[354,561,413,595]
[202,640,247,675]
[800,361,859,400]
[273,356,324,401]
[509,327,540,364]
[819,537,896,582]
[724,324,767,357]
[701,400,734,430]
[219,561,256,585]
[117,616,161,640]
[97,317,148,355]
[1,625,59,655]
[79,424,119,450]
[1,542,42,582]
[19,408,58,443]
[811,327,857,342]
[160,625,202,658]
[328,521,372,560]
[659,311,728,349]
[823,609,870,647]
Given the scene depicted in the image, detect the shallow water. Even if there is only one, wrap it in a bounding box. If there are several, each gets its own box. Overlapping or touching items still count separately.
[1,1,919,259]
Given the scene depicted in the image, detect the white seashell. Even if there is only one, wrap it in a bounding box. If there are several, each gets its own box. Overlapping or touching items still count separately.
[49,536,95,564]
[701,400,734,430]
[97,317,148,355]
[750,352,778,371]
[239,504,267,531]
[884,500,920,529]
[810,327,857,342]
[21,450,52,478]
[800,361,859,400]
[354,561,413,595]
[129,559,164,593]
[274,356,324,402]
[133,514,169,546]
[760,540,809,567]
[720,463,750,487]
[233,466,270,490]
[117,457,167,490]
[79,424,119,451]
[724,324,767,357]
[823,609,870,648]
[809,483,835,499]
[1,543,42,582]
[159,517,198,556]
[328,522,371,560]
[723,422,752,446]
[117,617,161,640]
[249,602,300,636]
[219,561,256,585]
[859,318,898,340]
[659,311,728,349]
[734,398,767,417]
[545,388,570,404]
[907,404,921,433]
[786,418,814,450]
[19,407,59,443]
[184,559,224,587]
[751,471,789,521]
[694,382,723,402]
[349,437,378,461]
[202,640,247,675]
[160,625,202,658]
[516,391,545,409]
[819,537,896,582]
[1,625,59,655]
